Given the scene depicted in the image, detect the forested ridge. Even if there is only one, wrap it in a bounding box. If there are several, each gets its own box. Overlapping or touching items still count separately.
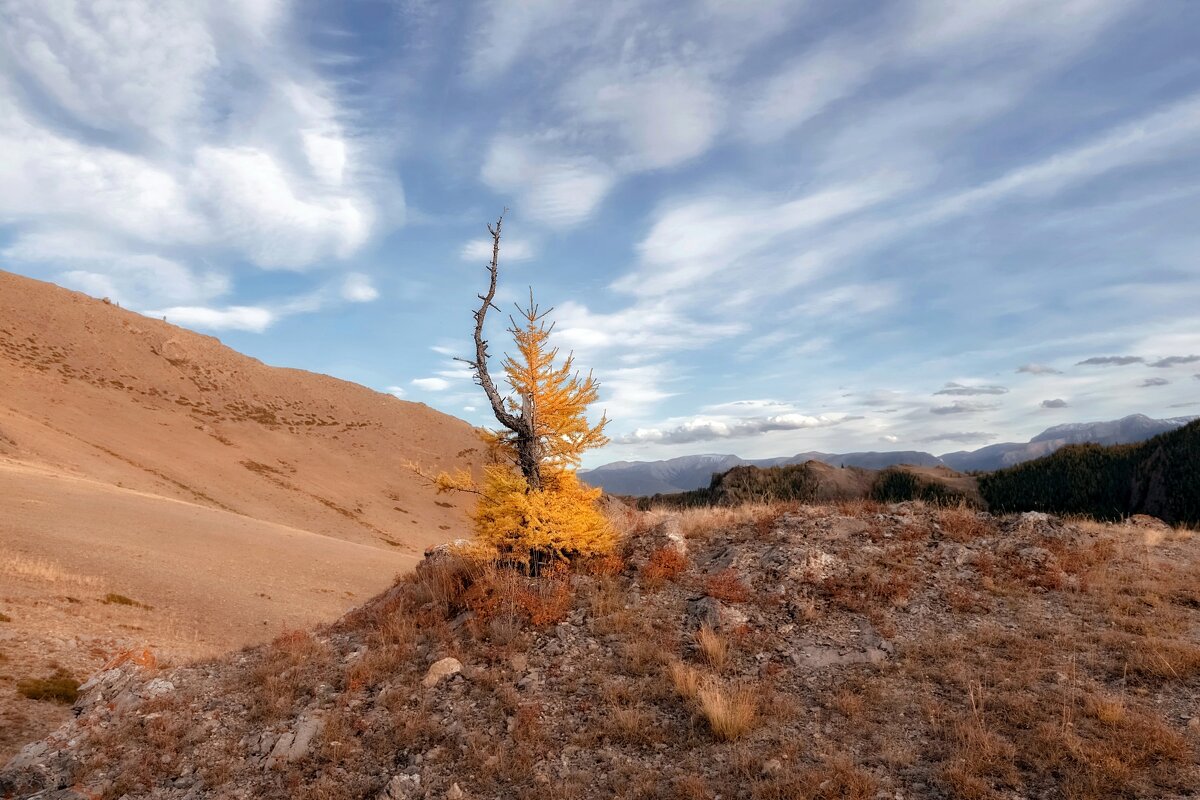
[979,420,1200,525]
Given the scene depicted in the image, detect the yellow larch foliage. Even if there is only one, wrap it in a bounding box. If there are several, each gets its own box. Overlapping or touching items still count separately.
[472,465,615,559]
[431,297,612,564]
[493,299,609,473]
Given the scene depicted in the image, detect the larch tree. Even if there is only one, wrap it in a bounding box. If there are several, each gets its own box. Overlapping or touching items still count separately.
[439,214,614,568]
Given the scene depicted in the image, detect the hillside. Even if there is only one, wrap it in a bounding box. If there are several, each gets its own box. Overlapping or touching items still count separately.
[0,270,484,759]
[0,270,482,551]
[636,461,981,511]
[581,415,1196,496]
[4,503,1198,799]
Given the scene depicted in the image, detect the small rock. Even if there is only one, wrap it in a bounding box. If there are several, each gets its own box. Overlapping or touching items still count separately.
[379,773,421,800]
[423,657,463,688]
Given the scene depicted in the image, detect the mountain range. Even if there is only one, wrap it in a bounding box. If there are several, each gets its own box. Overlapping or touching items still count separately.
[580,414,1197,496]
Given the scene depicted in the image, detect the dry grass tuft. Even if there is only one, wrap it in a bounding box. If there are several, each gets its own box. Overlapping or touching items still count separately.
[695,681,757,742]
[939,505,990,542]
[694,625,729,670]
[669,661,704,703]
[668,661,757,741]
[675,503,790,541]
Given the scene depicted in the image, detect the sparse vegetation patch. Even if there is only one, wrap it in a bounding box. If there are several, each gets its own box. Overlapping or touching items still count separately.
[17,669,79,704]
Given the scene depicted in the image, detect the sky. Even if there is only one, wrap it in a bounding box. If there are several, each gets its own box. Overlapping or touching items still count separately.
[1,0,1199,468]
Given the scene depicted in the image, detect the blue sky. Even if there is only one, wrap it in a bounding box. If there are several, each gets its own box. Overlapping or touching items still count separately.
[2,0,1199,467]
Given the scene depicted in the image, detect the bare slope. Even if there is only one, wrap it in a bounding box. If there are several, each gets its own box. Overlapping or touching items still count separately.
[0,459,419,759]
[0,269,483,759]
[0,269,481,553]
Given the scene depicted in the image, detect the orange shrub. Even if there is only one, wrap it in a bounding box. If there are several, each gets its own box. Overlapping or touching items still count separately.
[704,568,751,603]
[642,547,687,588]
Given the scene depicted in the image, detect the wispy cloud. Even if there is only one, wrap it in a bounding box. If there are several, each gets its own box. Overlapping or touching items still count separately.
[461,237,534,262]
[1017,363,1063,375]
[1076,356,1145,366]
[935,382,1009,396]
[1148,355,1200,368]
[930,401,997,415]
[921,431,996,444]
[145,306,276,333]
[1140,377,1169,388]
[617,413,858,445]
[1041,398,1069,408]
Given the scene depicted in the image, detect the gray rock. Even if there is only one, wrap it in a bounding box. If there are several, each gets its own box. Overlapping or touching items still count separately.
[266,711,326,767]
[687,596,749,632]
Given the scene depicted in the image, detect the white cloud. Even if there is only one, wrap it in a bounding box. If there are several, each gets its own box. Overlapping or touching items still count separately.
[617,413,856,445]
[341,273,379,303]
[0,0,387,317]
[935,382,1009,396]
[463,0,573,83]
[0,0,218,136]
[566,67,723,171]
[921,431,996,444]
[618,178,906,299]
[412,377,451,391]
[742,41,875,142]
[191,146,373,269]
[4,229,229,309]
[145,305,276,333]
[460,238,534,262]
[481,136,615,228]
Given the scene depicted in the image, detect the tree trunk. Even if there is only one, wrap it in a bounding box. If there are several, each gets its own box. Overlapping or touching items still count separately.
[458,214,543,492]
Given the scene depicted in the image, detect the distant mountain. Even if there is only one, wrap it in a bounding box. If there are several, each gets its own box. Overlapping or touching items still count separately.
[582,450,943,496]
[582,414,1197,496]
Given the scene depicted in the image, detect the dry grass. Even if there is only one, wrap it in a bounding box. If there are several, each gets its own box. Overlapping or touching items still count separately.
[669,661,704,703]
[694,625,729,670]
[939,504,990,542]
[695,681,757,742]
[0,550,103,587]
[17,669,80,704]
[823,563,913,611]
[668,661,757,742]
[675,503,790,540]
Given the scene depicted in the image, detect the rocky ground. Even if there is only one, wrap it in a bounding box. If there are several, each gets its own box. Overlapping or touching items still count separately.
[3,501,1198,799]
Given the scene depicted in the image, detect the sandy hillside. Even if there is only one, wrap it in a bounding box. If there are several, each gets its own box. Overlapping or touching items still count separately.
[0,270,482,552]
[0,269,484,759]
